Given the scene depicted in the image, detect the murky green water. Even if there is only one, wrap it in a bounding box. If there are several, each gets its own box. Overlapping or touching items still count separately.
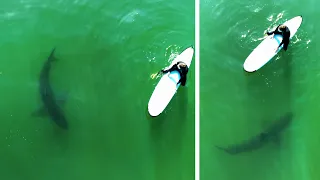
[3,0,320,179]
[0,1,195,180]
[201,0,319,180]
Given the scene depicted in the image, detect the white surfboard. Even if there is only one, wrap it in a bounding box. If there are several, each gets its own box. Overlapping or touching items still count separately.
[148,46,194,117]
[243,15,303,72]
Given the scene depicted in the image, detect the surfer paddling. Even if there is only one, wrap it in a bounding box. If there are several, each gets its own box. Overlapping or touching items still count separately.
[266,24,291,52]
[160,61,189,86]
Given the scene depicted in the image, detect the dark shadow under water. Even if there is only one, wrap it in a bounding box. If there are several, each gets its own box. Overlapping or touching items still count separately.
[147,85,188,141]
[147,86,189,180]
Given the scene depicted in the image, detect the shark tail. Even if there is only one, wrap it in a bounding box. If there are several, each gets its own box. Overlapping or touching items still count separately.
[215,145,227,152]
[48,48,57,62]
[215,145,237,155]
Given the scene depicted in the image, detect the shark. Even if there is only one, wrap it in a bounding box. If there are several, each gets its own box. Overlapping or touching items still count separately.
[215,112,293,155]
[33,48,68,129]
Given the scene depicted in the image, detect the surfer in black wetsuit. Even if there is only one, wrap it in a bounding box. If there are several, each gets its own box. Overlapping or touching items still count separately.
[160,61,189,86]
[266,24,290,52]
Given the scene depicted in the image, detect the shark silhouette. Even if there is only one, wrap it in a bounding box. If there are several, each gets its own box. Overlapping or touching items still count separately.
[215,112,293,155]
[33,48,68,129]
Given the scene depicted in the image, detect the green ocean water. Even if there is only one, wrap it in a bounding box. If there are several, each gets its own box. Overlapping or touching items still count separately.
[201,0,319,180]
[0,0,195,180]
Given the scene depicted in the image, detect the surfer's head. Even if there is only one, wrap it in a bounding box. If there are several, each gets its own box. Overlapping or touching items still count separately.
[178,63,188,74]
[178,63,187,68]
[278,25,286,32]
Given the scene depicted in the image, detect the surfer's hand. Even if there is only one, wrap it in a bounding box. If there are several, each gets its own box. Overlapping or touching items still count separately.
[159,69,168,75]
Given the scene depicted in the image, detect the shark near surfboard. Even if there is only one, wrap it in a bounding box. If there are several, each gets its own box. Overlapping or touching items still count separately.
[243,15,303,72]
[148,46,194,117]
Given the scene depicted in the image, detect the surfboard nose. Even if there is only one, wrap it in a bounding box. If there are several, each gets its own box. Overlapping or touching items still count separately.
[183,46,194,55]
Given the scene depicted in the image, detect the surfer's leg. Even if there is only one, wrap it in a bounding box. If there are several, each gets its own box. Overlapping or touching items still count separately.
[181,77,186,86]
[283,44,288,51]
[178,76,186,86]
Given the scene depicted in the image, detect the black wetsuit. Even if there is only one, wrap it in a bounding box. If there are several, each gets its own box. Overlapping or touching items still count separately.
[161,61,188,86]
[267,25,290,51]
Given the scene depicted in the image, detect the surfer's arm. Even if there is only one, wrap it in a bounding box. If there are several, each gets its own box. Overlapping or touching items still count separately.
[267,30,282,36]
[161,69,169,73]
[161,67,171,73]
[266,31,274,35]
[161,64,178,73]
[266,25,281,35]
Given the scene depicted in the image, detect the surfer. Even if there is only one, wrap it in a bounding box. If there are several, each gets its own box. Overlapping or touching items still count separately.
[266,24,291,52]
[160,61,189,86]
